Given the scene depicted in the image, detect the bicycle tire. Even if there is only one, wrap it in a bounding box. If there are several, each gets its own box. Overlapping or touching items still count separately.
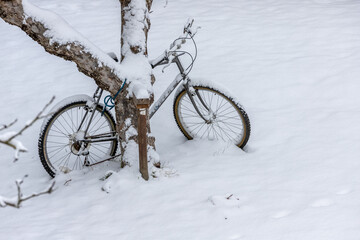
[38,100,118,177]
[173,86,251,148]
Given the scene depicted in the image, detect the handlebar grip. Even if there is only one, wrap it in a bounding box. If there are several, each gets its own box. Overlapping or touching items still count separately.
[184,18,194,34]
[149,52,168,68]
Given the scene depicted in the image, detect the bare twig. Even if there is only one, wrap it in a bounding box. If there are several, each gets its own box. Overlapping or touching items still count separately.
[0,119,18,132]
[7,96,55,142]
[0,96,55,160]
[226,194,233,200]
[64,179,72,186]
[0,175,56,208]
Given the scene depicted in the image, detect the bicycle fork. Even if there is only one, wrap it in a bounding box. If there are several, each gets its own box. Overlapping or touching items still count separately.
[184,82,213,124]
[173,56,212,123]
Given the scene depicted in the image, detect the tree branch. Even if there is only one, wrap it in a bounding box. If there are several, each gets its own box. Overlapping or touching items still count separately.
[7,96,55,142]
[0,119,18,132]
[0,175,56,208]
[0,0,125,95]
[0,96,55,160]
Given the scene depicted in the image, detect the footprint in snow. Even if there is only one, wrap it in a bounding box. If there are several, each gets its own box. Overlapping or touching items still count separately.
[228,234,244,240]
[310,199,334,208]
[209,194,241,208]
[272,210,291,219]
[336,188,352,195]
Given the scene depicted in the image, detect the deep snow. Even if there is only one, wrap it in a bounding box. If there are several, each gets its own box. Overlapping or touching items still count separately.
[1,0,360,239]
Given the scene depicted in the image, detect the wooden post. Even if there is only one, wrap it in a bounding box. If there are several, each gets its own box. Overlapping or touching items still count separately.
[133,96,150,180]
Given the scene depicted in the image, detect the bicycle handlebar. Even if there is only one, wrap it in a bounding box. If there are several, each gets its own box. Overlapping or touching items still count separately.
[149,52,167,68]
[150,18,198,69]
[183,18,195,35]
[169,18,196,50]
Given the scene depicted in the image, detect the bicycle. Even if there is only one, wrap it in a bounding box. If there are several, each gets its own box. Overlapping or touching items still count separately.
[38,19,251,177]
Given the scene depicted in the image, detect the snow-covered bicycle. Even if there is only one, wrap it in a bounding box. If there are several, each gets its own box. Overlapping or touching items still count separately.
[38,19,251,177]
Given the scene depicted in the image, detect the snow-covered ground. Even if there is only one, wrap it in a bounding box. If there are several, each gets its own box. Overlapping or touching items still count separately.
[1,0,360,239]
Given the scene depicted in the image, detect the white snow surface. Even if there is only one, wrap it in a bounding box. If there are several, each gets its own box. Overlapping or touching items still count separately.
[1,0,360,239]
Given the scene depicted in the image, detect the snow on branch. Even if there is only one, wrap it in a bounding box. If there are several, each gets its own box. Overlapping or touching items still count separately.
[0,0,129,95]
[0,175,55,208]
[0,96,54,161]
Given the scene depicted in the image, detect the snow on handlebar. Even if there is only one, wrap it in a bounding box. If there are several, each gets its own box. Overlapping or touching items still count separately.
[169,18,198,51]
[184,18,194,34]
[149,51,167,68]
[150,18,199,69]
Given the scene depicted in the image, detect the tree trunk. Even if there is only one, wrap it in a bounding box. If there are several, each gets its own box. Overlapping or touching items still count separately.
[116,0,156,167]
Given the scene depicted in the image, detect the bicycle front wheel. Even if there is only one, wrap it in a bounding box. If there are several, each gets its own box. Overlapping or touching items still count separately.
[38,101,118,177]
[173,86,251,148]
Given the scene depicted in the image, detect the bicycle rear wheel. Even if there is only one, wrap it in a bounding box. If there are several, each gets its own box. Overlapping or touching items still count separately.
[173,86,251,148]
[38,101,118,177]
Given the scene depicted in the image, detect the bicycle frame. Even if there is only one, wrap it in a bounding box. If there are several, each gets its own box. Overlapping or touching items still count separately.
[149,55,211,122]
[149,56,185,119]
[76,87,117,144]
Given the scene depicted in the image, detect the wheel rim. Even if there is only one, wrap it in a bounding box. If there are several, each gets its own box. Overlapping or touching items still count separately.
[43,103,116,174]
[176,87,246,146]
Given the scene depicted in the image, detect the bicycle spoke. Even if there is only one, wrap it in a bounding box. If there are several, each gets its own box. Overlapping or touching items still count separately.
[60,114,75,133]
[180,103,199,115]
[48,134,68,138]
[218,120,244,130]
[192,122,207,134]
[47,144,68,154]
[88,111,104,133]
[54,152,71,168]
[90,123,111,134]
[56,117,72,136]
[52,123,70,137]
[47,145,69,159]
[92,143,112,150]
[216,104,235,116]
[215,122,238,142]
[90,151,102,160]
[91,145,109,155]
[65,110,76,132]
[215,99,229,115]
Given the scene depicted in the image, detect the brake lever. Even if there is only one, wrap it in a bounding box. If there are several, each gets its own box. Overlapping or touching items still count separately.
[176,52,186,57]
[161,52,186,73]
[160,51,172,72]
[161,59,173,73]
[184,18,194,34]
